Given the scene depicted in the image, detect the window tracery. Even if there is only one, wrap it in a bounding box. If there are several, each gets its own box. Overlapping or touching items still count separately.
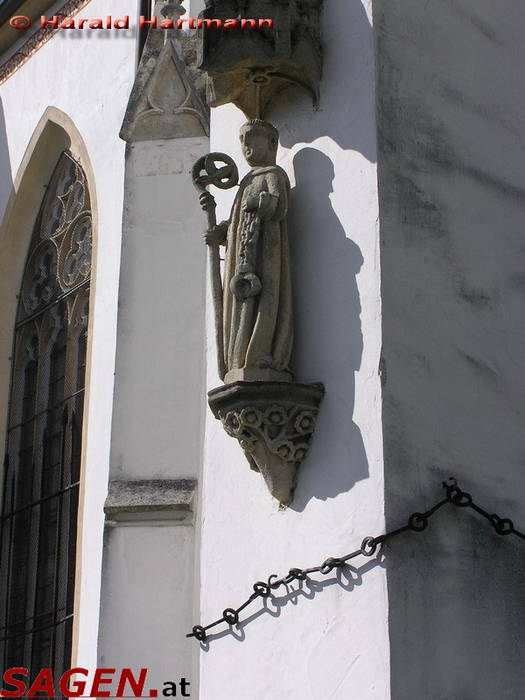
[0,150,92,678]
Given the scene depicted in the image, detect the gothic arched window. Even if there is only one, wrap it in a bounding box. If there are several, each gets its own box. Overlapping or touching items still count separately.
[0,151,92,678]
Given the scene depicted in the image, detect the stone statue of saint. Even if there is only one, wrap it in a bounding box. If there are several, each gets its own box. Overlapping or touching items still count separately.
[200,120,293,383]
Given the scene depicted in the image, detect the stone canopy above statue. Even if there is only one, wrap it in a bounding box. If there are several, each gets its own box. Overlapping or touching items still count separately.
[198,0,324,119]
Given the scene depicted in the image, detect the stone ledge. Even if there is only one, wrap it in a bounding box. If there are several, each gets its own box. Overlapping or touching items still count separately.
[104,478,197,522]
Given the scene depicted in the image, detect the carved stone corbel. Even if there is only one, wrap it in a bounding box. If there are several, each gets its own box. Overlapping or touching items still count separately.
[209,382,324,506]
[198,0,324,119]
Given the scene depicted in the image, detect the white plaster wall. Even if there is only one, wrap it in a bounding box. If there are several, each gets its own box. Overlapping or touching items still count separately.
[0,0,138,669]
[108,137,208,481]
[98,523,195,692]
[182,0,205,19]
[374,0,525,697]
[198,1,389,698]
[99,135,209,691]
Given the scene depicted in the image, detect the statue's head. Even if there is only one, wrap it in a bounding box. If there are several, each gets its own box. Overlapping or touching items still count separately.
[240,120,279,167]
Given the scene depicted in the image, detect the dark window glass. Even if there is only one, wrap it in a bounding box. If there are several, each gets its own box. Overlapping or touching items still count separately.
[0,151,92,684]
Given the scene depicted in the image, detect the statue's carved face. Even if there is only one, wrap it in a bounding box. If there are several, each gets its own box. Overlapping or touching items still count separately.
[240,126,277,167]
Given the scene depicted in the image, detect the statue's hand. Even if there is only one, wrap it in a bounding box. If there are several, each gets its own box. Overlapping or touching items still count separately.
[242,195,259,212]
[204,223,227,246]
[199,190,216,213]
[258,191,278,219]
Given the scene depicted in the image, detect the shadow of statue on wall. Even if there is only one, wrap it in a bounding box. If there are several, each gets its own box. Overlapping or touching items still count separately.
[269,0,376,161]
[287,147,368,511]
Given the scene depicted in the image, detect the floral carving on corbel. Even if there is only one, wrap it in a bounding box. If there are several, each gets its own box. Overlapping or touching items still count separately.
[209,382,324,506]
[222,404,317,466]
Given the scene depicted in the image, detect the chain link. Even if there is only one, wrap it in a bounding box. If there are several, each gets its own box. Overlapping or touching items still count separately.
[187,478,525,642]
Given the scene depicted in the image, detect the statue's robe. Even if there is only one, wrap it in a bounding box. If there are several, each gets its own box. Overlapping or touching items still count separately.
[223,165,293,379]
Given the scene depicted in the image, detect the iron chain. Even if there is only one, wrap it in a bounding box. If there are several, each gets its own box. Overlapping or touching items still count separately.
[187,478,525,642]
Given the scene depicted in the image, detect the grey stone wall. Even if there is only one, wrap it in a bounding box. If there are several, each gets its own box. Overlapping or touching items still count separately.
[374,0,525,697]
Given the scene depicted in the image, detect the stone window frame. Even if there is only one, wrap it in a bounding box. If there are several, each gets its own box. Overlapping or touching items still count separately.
[0,149,92,678]
[0,106,98,671]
